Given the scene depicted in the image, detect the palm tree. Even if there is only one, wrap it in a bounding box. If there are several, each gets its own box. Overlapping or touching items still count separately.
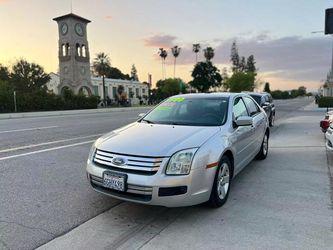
[171,46,181,78]
[192,44,201,63]
[92,52,111,106]
[158,48,168,79]
[204,47,215,61]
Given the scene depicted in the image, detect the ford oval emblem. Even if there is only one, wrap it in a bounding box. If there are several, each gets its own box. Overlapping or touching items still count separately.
[112,157,126,166]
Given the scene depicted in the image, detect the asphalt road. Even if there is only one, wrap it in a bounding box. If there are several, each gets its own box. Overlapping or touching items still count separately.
[1,97,331,250]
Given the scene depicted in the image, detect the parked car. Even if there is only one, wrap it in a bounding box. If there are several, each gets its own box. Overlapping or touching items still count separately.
[325,123,333,150]
[247,92,275,127]
[320,111,333,133]
[86,93,269,208]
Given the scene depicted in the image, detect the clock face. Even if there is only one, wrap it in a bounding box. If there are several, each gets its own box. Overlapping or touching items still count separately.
[75,23,84,36]
[61,23,68,35]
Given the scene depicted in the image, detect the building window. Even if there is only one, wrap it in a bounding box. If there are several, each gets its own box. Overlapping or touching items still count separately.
[136,88,139,97]
[113,87,117,98]
[93,86,99,96]
[142,89,145,94]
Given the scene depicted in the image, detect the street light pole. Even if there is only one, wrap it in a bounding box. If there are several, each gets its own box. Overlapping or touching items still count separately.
[13,91,17,112]
[102,75,106,107]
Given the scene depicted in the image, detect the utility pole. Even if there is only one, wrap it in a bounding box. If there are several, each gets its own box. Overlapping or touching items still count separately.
[13,91,17,112]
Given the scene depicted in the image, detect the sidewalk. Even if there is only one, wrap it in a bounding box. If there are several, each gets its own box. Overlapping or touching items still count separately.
[0,106,153,120]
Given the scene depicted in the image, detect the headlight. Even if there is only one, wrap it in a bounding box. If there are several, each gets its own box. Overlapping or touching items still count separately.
[166,148,198,175]
[87,143,96,164]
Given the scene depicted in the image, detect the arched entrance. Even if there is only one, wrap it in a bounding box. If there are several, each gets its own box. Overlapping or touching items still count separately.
[78,86,92,96]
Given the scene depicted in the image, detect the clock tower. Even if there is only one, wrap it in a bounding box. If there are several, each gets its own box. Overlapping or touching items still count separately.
[53,13,92,95]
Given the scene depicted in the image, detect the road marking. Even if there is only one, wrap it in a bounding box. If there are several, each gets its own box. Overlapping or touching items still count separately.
[0,140,95,161]
[0,134,103,154]
[0,126,58,134]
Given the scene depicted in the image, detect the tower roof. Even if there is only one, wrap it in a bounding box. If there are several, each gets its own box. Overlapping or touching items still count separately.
[53,13,91,23]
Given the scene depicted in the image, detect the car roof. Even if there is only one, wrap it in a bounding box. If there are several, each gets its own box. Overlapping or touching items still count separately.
[244,91,270,97]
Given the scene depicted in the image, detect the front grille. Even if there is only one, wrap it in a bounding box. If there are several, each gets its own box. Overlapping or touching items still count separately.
[90,174,152,202]
[93,149,166,175]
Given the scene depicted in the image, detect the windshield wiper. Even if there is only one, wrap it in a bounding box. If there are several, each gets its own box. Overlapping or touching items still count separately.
[142,119,155,124]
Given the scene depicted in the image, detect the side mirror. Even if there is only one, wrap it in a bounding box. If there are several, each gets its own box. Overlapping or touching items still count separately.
[138,113,146,119]
[261,102,270,108]
[235,116,253,126]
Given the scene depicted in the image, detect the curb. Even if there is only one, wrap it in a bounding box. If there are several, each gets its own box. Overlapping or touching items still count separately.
[0,106,153,120]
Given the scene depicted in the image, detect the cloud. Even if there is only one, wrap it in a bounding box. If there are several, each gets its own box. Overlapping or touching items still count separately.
[157,33,331,85]
[144,34,177,48]
[105,15,112,20]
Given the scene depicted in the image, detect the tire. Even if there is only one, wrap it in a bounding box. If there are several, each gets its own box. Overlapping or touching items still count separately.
[207,156,232,208]
[256,132,269,160]
[269,112,275,127]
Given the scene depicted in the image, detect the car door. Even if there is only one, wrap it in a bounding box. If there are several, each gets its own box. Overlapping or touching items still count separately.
[231,96,256,173]
[243,96,266,154]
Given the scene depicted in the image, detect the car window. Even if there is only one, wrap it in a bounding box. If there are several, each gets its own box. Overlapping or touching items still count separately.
[264,95,270,103]
[243,96,260,116]
[142,96,229,126]
[250,95,262,105]
[233,97,248,119]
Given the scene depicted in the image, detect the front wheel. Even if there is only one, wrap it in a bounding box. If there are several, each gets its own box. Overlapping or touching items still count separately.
[256,132,269,160]
[207,156,232,208]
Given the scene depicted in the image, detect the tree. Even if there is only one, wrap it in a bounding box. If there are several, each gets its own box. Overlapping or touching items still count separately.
[192,44,201,63]
[130,64,139,81]
[263,82,271,93]
[246,55,256,74]
[10,59,50,92]
[239,56,246,72]
[0,64,9,81]
[156,78,186,99]
[189,61,222,93]
[230,40,240,73]
[105,67,130,80]
[171,46,181,78]
[225,72,255,92]
[158,48,168,79]
[92,52,111,105]
[204,47,215,61]
[297,86,306,96]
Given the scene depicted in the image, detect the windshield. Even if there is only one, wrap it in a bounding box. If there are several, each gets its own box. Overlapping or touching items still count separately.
[141,96,229,126]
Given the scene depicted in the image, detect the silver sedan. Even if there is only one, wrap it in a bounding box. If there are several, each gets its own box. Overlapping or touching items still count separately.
[86,93,269,207]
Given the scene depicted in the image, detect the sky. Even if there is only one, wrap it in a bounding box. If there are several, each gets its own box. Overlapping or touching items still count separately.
[0,0,332,91]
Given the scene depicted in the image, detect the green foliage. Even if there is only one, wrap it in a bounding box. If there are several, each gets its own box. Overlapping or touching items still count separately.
[204,47,215,61]
[271,86,307,99]
[0,65,10,81]
[106,67,131,80]
[10,60,50,92]
[130,64,139,81]
[92,52,111,76]
[155,78,186,99]
[263,82,271,93]
[225,72,255,92]
[189,61,222,92]
[318,97,333,108]
[230,41,240,73]
[0,80,14,112]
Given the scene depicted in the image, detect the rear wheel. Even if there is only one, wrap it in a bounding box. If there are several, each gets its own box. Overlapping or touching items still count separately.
[256,132,269,160]
[207,156,232,208]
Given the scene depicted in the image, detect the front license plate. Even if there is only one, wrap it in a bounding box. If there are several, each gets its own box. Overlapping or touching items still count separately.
[103,172,127,192]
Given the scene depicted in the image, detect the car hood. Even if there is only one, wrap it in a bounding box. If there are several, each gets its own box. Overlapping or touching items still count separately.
[97,122,220,157]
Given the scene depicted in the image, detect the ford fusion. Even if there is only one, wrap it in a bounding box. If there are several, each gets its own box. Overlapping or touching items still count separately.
[86,93,269,207]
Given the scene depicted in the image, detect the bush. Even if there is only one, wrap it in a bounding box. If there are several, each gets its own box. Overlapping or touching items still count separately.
[0,87,99,113]
[318,97,333,108]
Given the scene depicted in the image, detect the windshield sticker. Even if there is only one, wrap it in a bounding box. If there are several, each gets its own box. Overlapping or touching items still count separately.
[156,106,172,111]
[167,97,185,102]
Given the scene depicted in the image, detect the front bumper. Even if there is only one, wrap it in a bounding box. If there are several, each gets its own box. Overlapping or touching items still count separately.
[86,159,215,207]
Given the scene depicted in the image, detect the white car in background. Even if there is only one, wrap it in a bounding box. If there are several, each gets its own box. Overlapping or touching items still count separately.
[86,93,269,207]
